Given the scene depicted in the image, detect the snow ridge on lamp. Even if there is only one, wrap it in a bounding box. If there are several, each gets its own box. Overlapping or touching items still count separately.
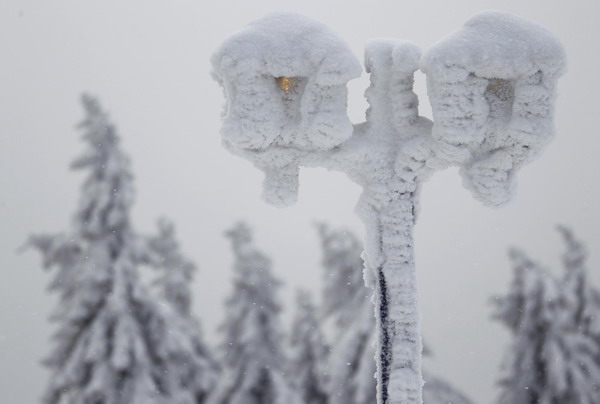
[211,12,362,206]
[420,11,566,206]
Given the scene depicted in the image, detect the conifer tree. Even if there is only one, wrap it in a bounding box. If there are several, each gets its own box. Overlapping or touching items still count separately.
[209,222,301,404]
[289,289,329,404]
[317,223,368,329]
[556,226,600,398]
[148,218,196,316]
[317,224,376,404]
[146,218,219,403]
[29,94,204,404]
[558,226,600,339]
[493,248,600,404]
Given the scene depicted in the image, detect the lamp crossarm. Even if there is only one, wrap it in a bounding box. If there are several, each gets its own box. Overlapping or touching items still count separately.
[212,10,565,404]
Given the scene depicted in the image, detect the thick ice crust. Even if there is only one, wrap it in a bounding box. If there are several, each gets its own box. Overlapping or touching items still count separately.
[212,12,361,152]
[421,11,566,206]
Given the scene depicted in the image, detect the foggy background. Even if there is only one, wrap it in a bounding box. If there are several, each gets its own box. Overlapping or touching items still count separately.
[1,0,599,403]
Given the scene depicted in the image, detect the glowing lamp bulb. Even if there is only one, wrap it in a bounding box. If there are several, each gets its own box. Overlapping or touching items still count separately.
[275,77,295,94]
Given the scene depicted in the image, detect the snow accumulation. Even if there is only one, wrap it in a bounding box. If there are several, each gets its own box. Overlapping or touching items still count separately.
[31,95,218,404]
[212,12,362,206]
[364,39,422,135]
[493,229,600,404]
[209,222,302,404]
[421,11,566,206]
[212,10,566,404]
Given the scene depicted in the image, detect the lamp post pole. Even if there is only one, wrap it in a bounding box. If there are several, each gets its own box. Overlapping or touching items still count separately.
[211,11,565,404]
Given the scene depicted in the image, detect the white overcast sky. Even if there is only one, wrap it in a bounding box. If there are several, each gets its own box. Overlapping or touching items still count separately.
[1,0,599,403]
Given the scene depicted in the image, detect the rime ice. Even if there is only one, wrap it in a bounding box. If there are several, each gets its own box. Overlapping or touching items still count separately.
[421,11,566,206]
[211,12,362,206]
[318,225,474,404]
[212,11,566,404]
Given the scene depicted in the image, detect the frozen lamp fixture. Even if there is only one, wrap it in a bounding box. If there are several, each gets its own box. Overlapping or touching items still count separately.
[211,11,565,404]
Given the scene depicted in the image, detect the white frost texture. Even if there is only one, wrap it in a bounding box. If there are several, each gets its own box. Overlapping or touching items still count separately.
[212,12,362,206]
[212,10,566,404]
[421,11,566,206]
[318,225,474,404]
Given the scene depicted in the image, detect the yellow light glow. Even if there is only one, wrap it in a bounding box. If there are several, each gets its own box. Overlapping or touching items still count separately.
[275,77,295,94]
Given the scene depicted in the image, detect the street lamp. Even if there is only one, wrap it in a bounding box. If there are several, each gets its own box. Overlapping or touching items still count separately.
[211,10,565,404]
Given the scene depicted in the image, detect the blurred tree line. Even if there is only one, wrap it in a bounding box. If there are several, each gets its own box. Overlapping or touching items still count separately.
[28,96,599,404]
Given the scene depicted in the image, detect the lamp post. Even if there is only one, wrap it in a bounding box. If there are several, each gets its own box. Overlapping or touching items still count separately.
[211,11,565,404]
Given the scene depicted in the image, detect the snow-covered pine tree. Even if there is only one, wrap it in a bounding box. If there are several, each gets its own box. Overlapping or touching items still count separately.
[493,248,600,404]
[316,224,376,404]
[317,223,368,329]
[289,289,329,404]
[29,94,191,404]
[148,218,196,316]
[146,218,219,403]
[556,226,600,398]
[558,226,600,338]
[208,222,301,404]
[493,248,556,404]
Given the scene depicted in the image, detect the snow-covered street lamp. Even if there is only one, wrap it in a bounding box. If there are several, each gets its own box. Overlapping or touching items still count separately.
[211,11,565,404]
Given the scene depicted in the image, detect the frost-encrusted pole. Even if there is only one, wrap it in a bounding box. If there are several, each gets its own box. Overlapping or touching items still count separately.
[211,11,565,404]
